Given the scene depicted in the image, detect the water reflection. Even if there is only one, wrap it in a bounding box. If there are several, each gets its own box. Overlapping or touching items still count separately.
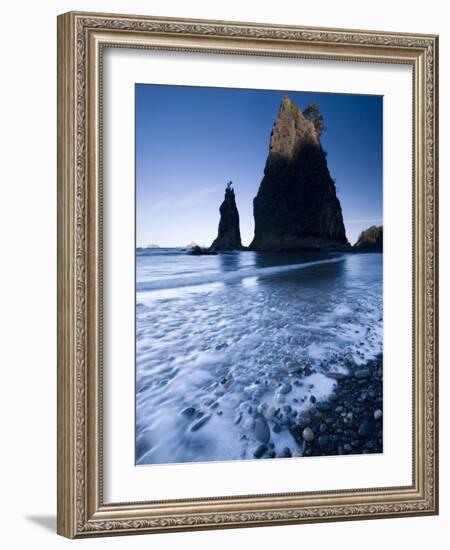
[252,251,347,290]
[218,251,243,272]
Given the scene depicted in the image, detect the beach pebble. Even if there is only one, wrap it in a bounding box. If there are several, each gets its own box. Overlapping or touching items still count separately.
[302,427,315,442]
[278,383,292,394]
[221,377,234,389]
[244,384,258,396]
[316,401,332,412]
[309,395,317,403]
[274,392,285,403]
[257,403,268,415]
[374,409,383,420]
[326,372,348,381]
[272,423,281,434]
[254,387,266,399]
[253,444,268,459]
[358,418,375,437]
[298,414,311,428]
[189,414,212,432]
[280,447,292,458]
[243,417,255,431]
[318,434,330,446]
[354,368,371,379]
[254,415,271,444]
[181,407,196,418]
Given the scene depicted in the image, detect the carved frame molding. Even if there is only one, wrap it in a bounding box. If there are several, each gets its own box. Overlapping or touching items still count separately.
[57,11,438,538]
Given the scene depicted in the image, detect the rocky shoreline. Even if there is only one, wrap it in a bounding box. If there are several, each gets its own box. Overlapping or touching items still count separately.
[253,355,383,459]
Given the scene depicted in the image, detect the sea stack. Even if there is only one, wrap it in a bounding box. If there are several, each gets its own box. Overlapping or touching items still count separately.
[250,96,349,251]
[210,182,243,251]
[353,225,383,252]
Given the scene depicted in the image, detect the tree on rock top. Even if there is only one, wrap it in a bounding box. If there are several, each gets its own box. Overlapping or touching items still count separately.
[302,102,326,138]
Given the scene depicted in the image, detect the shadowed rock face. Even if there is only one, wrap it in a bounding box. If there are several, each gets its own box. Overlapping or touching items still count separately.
[353,225,383,252]
[250,96,349,251]
[210,184,243,251]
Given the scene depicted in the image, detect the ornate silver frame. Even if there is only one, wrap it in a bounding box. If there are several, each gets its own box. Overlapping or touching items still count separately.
[57,11,439,538]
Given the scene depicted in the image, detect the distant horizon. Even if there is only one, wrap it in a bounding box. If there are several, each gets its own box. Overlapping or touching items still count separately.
[136,84,382,247]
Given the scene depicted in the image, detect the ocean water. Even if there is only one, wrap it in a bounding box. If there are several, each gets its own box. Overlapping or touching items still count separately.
[135,249,383,465]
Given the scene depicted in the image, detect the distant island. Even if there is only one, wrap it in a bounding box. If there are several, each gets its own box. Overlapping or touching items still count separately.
[146,243,160,249]
[194,96,382,255]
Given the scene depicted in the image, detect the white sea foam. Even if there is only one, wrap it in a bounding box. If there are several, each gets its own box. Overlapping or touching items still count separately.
[135,251,383,465]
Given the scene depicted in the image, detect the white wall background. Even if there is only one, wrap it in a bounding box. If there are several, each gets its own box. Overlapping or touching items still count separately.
[0,0,447,548]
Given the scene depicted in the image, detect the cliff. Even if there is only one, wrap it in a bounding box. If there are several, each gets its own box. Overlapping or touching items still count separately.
[353,225,383,252]
[210,182,243,251]
[249,96,349,251]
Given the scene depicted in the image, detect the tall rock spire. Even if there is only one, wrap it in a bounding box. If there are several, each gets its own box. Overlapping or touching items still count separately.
[250,96,348,251]
[210,182,243,251]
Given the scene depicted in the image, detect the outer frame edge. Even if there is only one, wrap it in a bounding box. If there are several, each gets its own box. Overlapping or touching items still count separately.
[56,10,439,538]
[57,11,76,540]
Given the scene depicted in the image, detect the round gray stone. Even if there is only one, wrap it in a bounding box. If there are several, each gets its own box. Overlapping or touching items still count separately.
[374,409,383,420]
[302,427,315,442]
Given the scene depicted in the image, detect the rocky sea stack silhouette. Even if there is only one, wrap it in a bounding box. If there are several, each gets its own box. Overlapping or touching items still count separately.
[353,225,383,252]
[249,96,349,251]
[210,182,244,251]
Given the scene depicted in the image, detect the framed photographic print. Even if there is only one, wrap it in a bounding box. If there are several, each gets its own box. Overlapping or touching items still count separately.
[57,11,439,538]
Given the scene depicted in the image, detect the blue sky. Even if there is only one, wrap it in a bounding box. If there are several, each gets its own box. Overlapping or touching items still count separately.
[136,84,382,247]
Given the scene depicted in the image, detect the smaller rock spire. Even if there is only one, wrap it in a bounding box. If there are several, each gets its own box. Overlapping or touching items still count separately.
[210,182,243,251]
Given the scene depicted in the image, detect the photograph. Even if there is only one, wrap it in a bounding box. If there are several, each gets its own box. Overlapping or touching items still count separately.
[135,84,384,466]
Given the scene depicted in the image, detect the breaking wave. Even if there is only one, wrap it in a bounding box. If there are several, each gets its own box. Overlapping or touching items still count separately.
[137,256,345,292]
